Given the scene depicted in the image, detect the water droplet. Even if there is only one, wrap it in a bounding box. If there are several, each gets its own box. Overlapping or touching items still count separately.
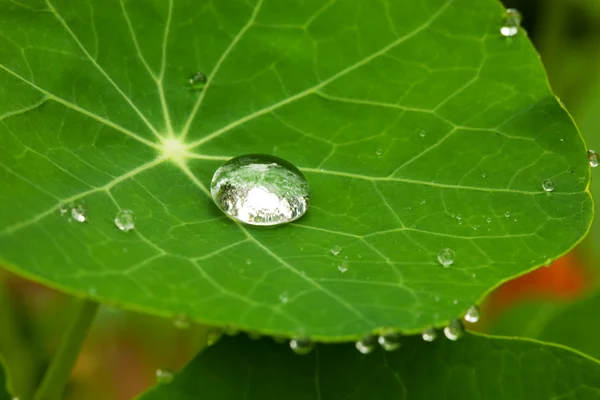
[71,204,86,223]
[452,299,458,305]
[464,305,480,323]
[542,179,555,192]
[189,72,207,89]
[173,314,191,329]
[337,263,348,273]
[155,368,174,384]
[289,338,314,355]
[544,258,553,267]
[482,173,487,178]
[114,209,135,231]
[486,216,492,223]
[504,210,511,218]
[375,149,383,156]
[421,327,437,342]
[588,150,599,167]
[210,154,311,226]
[378,332,402,351]
[419,130,426,137]
[500,8,522,37]
[437,248,454,267]
[206,329,223,346]
[420,199,427,205]
[279,292,289,304]
[355,334,378,354]
[330,245,342,256]
[248,331,262,340]
[443,319,464,341]
[246,259,252,265]
[59,204,68,216]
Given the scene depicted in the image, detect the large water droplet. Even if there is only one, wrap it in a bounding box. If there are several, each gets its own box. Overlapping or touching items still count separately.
[289,337,314,355]
[173,314,191,329]
[189,72,207,89]
[464,305,480,323]
[330,245,342,256]
[422,327,437,342]
[355,334,378,354]
[437,248,454,267]
[500,8,522,37]
[443,319,464,341]
[210,154,310,226]
[71,204,86,223]
[542,179,555,192]
[155,368,174,384]
[114,209,135,231]
[588,150,599,168]
[378,332,402,351]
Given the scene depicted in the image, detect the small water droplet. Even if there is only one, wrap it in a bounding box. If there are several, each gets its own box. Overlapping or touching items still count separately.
[206,329,223,346]
[59,204,68,216]
[420,199,427,205]
[542,179,555,192]
[279,292,289,304]
[486,216,492,223]
[472,225,479,231]
[419,130,426,137]
[504,210,511,218]
[375,149,382,156]
[355,334,378,354]
[464,305,480,323]
[588,150,599,167]
[471,273,477,278]
[173,314,191,329]
[330,245,342,256]
[210,154,310,226]
[500,8,522,37]
[378,331,402,351]
[452,299,458,305]
[544,258,554,267]
[189,72,207,89]
[248,332,262,340]
[155,368,174,384]
[421,327,437,342]
[71,204,86,223]
[289,337,314,355]
[443,319,464,341]
[114,209,135,231]
[246,259,252,265]
[437,248,454,267]
[482,172,487,178]
[337,263,348,274]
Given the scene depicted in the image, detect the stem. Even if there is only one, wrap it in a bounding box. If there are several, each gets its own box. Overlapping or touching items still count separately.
[34,297,99,400]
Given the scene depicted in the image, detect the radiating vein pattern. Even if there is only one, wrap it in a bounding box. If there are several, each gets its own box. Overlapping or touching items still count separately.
[0,0,592,339]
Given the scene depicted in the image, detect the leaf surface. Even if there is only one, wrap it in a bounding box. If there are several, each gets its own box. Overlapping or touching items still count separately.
[138,334,600,400]
[0,0,592,339]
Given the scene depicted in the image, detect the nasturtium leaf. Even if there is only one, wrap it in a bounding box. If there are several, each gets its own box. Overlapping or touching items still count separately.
[138,334,600,400]
[0,0,592,339]
[492,291,600,360]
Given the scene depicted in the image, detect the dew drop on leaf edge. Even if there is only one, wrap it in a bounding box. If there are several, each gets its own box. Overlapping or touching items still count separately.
[173,314,191,329]
[464,305,480,324]
[355,334,378,354]
[189,71,207,89]
[588,150,599,168]
[378,331,402,351]
[210,154,311,226]
[289,338,314,355]
[500,8,522,37]
[422,327,437,342]
[114,209,135,231]
[437,248,454,267]
[71,204,86,223]
[155,369,174,384]
[542,178,555,192]
[443,319,464,341]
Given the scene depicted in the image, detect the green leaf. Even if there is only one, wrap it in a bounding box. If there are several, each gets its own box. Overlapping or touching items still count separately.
[0,357,12,400]
[0,0,592,339]
[138,334,600,400]
[491,291,600,360]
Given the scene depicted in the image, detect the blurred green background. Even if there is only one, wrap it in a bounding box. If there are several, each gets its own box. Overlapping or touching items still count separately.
[2,0,600,398]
